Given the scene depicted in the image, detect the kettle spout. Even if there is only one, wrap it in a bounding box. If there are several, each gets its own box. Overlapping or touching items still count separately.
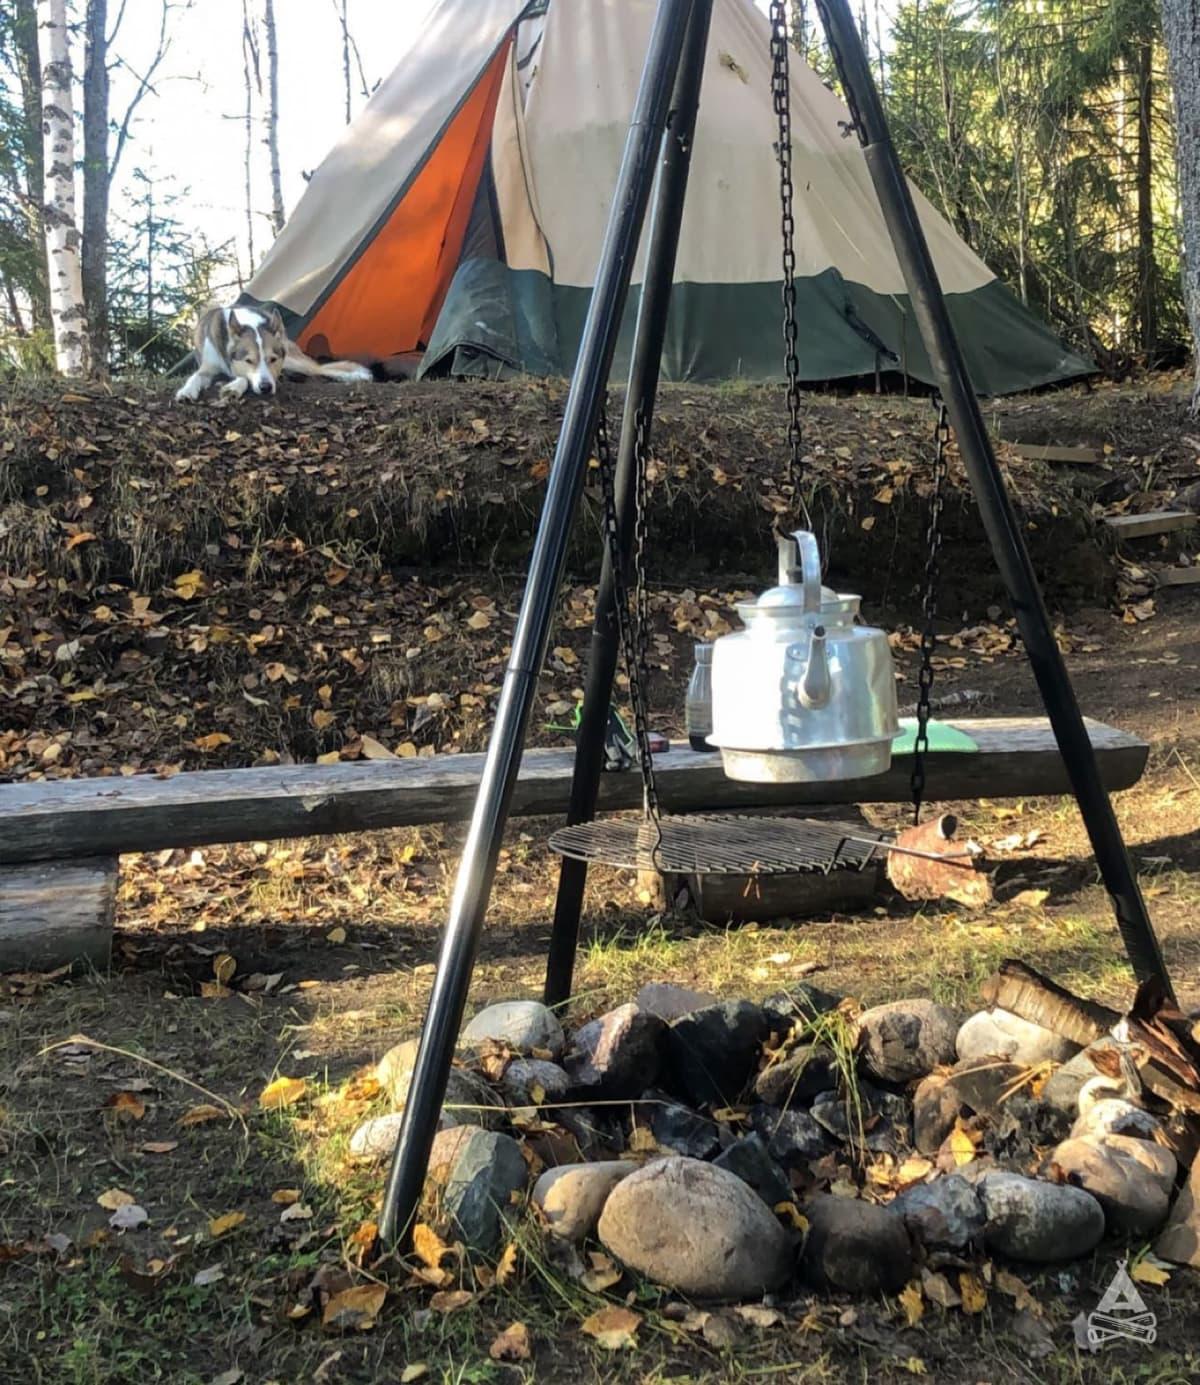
[798,627,831,709]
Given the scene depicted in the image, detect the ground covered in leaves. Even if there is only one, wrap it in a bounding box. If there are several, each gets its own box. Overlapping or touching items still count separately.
[2,372,1200,1382]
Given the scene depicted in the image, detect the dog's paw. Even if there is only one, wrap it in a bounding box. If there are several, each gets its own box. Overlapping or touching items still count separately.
[174,380,203,402]
[219,377,250,398]
[340,365,373,383]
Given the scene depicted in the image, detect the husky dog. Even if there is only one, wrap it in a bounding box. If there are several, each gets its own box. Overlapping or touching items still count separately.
[174,305,372,401]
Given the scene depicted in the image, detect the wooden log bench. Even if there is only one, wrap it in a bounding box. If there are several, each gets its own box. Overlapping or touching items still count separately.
[0,716,1149,972]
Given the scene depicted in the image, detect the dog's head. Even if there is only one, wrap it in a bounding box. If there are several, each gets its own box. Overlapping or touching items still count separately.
[228,309,286,395]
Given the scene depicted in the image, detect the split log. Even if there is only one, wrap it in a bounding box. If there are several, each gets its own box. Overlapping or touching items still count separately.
[0,856,116,972]
[978,959,1118,1047]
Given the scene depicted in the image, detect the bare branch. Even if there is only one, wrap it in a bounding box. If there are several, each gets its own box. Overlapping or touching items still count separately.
[108,0,180,182]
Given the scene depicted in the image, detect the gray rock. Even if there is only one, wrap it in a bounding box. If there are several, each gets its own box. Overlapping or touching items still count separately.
[713,1133,793,1209]
[666,1000,768,1108]
[754,1044,838,1108]
[635,982,717,1022]
[598,1157,792,1300]
[649,1098,721,1160]
[762,984,843,1034]
[564,1004,666,1099]
[1047,1134,1176,1236]
[893,1174,986,1251]
[799,1194,913,1295]
[376,1038,419,1106]
[374,1056,506,1129]
[426,1126,528,1254]
[1155,1148,1200,1266]
[350,1112,447,1163]
[1041,1037,1120,1113]
[499,1058,570,1111]
[460,1000,565,1058]
[749,1104,832,1168]
[856,999,960,1086]
[977,1170,1105,1262]
[956,1008,1079,1067]
[532,1161,637,1242]
[554,1106,624,1159]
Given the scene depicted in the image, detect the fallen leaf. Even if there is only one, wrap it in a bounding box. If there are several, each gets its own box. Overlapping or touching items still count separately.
[259,1076,306,1110]
[271,1188,302,1206]
[903,1358,928,1377]
[140,1141,179,1155]
[895,1155,933,1187]
[773,1201,809,1233]
[994,1267,1040,1314]
[208,1211,246,1238]
[193,733,232,752]
[412,1223,452,1271]
[466,611,491,631]
[322,1283,388,1331]
[280,1203,313,1224]
[489,1322,531,1362]
[1009,888,1050,910]
[948,1127,976,1167]
[899,1280,924,1327]
[734,1304,783,1328]
[97,1188,135,1211]
[105,1090,147,1121]
[193,1265,226,1287]
[1131,1256,1172,1287]
[173,570,205,599]
[429,1289,474,1313]
[920,1268,961,1309]
[210,1370,243,1385]
[65,531,97,549]
[495,1240,518,1286]
[110,1203,149,1231]
[213,953,236,984]
[199,981,232,1000]
[180,1104,226,1127]
[399,1367,428,1383]
[581,1305,642,1350]
[327,927,347,945]
[958,1270,988,1314]
[581,1250,622,1293]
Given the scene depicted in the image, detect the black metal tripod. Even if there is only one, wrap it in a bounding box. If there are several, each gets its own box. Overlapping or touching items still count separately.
[379,0,1171,1250]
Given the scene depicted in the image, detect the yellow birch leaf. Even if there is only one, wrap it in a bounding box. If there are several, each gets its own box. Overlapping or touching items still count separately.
[581,1305,642,1350]
[208,1211,246,1238]
[259,1076,306,1110]
[899,1280,924,1327]
[958,1271,987,1314]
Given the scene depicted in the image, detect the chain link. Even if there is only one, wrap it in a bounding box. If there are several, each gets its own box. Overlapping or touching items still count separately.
[769,0,806,523]
[911,395,950,824]
[594,403,661,834]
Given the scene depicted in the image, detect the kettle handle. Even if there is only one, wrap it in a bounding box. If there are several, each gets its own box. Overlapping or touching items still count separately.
[791,530,822,614]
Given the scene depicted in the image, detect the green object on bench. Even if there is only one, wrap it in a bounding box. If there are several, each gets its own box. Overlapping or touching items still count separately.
[892,718,980,756]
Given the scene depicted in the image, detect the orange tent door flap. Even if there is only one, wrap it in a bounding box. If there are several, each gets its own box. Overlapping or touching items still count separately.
[301,39,512,362]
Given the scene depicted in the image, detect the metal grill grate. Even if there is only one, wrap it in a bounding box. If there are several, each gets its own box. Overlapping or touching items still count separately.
[548,813,890,876]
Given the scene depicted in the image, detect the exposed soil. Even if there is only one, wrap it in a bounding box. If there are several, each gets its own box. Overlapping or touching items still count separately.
[1,374,1199,1383]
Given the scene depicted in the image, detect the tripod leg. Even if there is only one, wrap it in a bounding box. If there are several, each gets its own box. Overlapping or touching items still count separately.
[814,0,1172,999]
[377,0,700,1251]
[544,0,715,1012]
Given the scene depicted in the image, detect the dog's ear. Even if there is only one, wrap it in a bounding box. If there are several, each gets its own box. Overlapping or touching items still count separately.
[265,307,285,337]
[228,310,251,335]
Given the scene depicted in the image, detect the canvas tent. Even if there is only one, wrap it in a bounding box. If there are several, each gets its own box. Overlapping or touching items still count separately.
[243,0,1092,394]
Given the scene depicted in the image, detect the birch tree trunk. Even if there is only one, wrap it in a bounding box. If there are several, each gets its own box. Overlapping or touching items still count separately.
[263,0,286,234]
[82,0,110,372]
[1161,0,1200,412]
[13,0,51,334]
[36,0,90,376]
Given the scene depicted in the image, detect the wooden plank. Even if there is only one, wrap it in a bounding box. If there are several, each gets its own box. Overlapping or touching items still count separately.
[1105,511,1198,539]
[1157,566,1200,587]
[1010,443,1103,464]
[0,718,1148,866]
[0,857,115,972]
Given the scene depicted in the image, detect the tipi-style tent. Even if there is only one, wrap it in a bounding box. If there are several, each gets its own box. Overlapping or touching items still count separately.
[243,0,1091,394]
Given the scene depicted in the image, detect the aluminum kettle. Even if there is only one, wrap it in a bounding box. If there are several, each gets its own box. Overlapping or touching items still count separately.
[707,530,899,782]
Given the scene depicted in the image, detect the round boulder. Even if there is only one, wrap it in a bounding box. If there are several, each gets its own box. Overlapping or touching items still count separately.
[856,999,960,1086]
[799,1193,914,1295]
[956,1008,1078,1067]
[460,1000,565,1058]
[1047,1134,1176,1236]
[533,1160,638,1242]
[977,1170,1105,1262]
[598,1157,792,1300]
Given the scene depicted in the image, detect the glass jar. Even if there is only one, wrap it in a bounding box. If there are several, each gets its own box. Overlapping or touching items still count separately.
[685,642,714,752]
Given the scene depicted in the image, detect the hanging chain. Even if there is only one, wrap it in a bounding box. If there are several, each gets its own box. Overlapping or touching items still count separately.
[594,404,661,832]
[769,0,807,525]
[911,395,950,824]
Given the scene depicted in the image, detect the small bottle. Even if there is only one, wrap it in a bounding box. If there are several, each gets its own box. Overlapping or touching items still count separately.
[685,642,714,752]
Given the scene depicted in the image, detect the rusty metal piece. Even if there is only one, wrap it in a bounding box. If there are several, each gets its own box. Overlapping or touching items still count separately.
[887,814,992,909]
